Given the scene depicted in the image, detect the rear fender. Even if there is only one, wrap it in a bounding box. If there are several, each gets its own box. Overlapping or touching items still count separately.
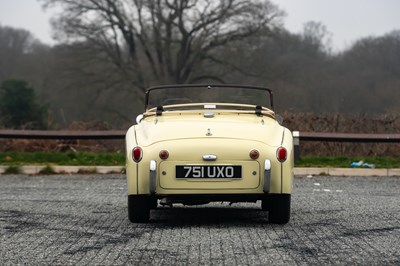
[126,126,139,195]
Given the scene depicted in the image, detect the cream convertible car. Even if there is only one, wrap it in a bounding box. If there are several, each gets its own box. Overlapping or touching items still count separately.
[126,84,294,224]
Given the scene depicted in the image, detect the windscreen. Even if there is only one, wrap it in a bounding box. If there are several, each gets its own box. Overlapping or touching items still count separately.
[147,86,272,110]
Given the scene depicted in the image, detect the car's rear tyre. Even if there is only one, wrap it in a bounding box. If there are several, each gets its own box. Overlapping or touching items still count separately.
[128,195,150,223]
[149,198,158,209]
[261,196,269,211]
[268,194,291,224]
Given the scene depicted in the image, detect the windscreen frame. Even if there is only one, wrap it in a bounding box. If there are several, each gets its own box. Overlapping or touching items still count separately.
[144,84,274,112]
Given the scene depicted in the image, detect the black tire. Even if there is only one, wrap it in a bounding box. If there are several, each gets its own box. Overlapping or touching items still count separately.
[261,196,269,211]
[268,194,291,224]
[128,195,151,223]
[149,198,158,209]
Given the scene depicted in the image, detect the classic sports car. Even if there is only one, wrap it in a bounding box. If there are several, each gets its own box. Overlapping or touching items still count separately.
[126,84,294,224]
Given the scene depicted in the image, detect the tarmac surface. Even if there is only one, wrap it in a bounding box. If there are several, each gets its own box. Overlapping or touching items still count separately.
[0,174,399,265]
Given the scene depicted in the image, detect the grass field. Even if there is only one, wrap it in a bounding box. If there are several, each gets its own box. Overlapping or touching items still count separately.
[1,152,399,168]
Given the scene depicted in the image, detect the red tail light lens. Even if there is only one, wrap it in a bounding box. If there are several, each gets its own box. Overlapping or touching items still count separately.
[277,147,287,162]
[132,146,143,162]
[159,150,169,160]
[249,149,259,160]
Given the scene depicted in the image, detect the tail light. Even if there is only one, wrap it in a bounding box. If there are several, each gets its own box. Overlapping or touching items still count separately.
[249,149,259,160]
[132,146,143,162]
[159,150,169,160]
[277,147,287,162]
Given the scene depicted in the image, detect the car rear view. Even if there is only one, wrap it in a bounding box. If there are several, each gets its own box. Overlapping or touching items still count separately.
[126,84,294,223]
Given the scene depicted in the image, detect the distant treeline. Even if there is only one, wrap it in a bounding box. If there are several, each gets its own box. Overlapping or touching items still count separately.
[1,0,400,129]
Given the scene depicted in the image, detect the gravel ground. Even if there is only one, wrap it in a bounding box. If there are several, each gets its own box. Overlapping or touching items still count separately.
[0,174,399,265]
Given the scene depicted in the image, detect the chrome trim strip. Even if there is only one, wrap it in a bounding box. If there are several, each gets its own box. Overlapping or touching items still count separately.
[264,159,271,193]
[150,160,157,194]
[203,154,217,161]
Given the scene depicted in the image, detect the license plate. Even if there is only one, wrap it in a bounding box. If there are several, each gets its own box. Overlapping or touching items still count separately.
[176,165,242,179]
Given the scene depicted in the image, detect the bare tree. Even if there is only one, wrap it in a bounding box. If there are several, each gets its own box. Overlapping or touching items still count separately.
[40,0,284,94]
[302,21,332,54]
[0,25,40,80]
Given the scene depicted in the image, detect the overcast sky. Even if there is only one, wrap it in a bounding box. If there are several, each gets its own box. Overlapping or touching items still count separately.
[0,0,399,51]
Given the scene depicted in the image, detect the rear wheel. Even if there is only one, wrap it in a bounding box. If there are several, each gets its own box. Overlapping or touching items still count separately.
[128,195,151,223]
[261,196,269,211]
[267,194,291,224]
[149,198,158,209]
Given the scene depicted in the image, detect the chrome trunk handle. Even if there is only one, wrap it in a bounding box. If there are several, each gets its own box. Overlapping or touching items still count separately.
[202,155,217,161]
